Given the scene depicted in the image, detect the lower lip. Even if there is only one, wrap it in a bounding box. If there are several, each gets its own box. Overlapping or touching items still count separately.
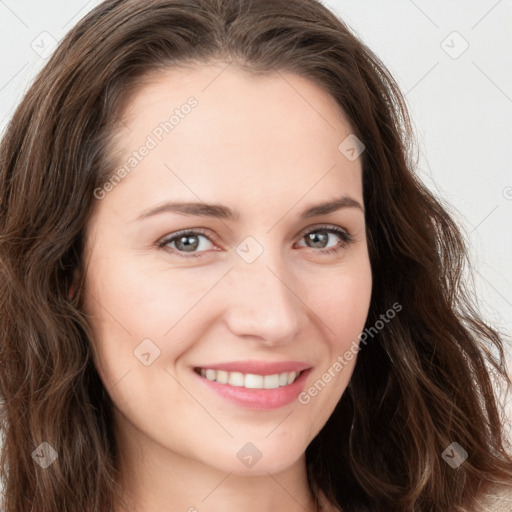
[193,368,312,410]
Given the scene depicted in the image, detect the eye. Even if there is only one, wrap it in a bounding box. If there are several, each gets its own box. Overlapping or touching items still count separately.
[157,224,354,259]
[295,225,353,255]
[157,228,216,258]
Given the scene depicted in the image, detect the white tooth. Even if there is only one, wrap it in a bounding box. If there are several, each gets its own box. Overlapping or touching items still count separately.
[200,368,299,388]
[263,374,280,389]
[228,371,245,387]
[244,373,264,389]
[279,372,289,386]
[216,370,228,384]
[287,371,297,385]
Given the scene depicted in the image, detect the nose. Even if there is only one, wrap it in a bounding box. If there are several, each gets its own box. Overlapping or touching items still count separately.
[222,254,301,347]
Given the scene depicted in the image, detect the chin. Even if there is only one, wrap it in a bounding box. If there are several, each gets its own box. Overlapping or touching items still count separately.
[210,441,307,476]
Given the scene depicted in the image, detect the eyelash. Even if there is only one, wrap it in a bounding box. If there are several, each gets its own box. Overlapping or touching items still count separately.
[157,224,354,259]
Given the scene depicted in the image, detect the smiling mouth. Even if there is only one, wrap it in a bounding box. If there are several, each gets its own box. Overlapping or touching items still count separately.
[193,367,306,389]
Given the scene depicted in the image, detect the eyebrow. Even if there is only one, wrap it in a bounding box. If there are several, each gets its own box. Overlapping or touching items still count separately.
[134,195,364,222]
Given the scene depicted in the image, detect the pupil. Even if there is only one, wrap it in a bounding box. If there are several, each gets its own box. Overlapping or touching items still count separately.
[307,230,328,248]
[176,235,199,252]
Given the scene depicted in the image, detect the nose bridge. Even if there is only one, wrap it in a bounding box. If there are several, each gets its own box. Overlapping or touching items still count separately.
[223,244,301,343]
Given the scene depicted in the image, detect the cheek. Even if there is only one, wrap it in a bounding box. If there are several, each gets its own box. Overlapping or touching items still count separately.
[83,253,207,334]
[305,255,372,347]
[81,253,227,382]
[335,273,372,347]
[296,256,372,415]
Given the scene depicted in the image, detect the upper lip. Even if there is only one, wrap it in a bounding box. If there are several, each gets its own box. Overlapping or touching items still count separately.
[194,361,311,376]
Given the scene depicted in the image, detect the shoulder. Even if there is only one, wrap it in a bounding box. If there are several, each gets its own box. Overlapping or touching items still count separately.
[476,483,512,512]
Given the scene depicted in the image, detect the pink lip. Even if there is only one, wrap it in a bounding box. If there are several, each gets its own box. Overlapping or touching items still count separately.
[193,360,311,376]
[192,365,312,410]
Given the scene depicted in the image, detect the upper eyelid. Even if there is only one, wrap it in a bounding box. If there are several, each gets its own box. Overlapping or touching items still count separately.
[297,224,350,238]
[158,228,213,246]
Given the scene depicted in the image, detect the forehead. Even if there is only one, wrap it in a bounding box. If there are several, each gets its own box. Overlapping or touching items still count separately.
[96,63,363,223]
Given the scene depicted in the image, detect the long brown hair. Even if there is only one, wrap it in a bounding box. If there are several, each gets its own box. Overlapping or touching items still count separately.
[1,1,511,511]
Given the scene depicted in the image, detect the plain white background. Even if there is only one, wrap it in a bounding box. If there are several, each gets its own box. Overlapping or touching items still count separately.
[0,1,510,421]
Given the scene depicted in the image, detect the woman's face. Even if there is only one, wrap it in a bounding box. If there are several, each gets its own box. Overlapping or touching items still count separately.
[82,63,372,476]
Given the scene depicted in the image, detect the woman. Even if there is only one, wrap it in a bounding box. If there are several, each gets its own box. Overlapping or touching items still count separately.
[1,1,511,511]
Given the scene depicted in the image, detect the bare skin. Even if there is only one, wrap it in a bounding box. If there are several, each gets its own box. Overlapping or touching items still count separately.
[80,62,370,512]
